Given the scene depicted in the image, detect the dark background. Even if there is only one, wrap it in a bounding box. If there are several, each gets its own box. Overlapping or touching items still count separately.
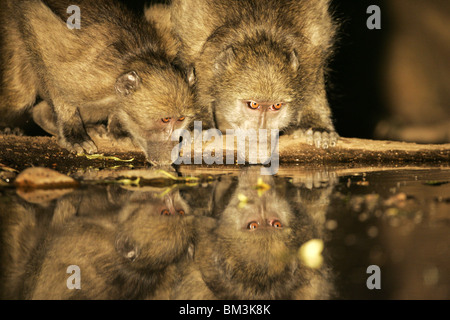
[122,0,390,139]
[327,0,389,139]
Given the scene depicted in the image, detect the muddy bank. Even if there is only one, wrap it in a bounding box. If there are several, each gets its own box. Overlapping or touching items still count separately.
[0,133,448,175]
[0,134,147,175]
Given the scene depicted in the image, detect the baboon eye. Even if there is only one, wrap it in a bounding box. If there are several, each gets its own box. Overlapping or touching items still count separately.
[178,209,185,216]
[178,117,185,122]
[247,221,259,230]
[161,118,171,123]
[270,220,282,228]
[247,101,260,110]
[161,209,170,216]
[270,103,283,111]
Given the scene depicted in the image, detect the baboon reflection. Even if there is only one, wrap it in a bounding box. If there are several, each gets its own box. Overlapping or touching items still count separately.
[0,168,336,299]
[0,185,194,299]
[173,168,336,299]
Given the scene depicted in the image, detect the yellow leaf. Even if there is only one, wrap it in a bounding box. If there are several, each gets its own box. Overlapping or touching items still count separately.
[78,153,134,162]
[238,193,248,208]
[115,177,141,186]
[299,239,324,269]
[254,177,271,197]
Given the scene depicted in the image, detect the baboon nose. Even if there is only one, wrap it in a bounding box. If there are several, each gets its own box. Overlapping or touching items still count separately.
[258,110,268,129]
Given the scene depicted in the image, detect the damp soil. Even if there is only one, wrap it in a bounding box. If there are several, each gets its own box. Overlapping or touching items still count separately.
[0,135,148,175]
[1,133,449,175]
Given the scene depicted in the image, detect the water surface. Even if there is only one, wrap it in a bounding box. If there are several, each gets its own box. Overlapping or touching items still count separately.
[0,165,449,299]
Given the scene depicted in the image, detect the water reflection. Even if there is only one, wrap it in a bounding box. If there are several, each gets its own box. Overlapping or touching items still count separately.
[0,167,337,300]
[176,167,337,299]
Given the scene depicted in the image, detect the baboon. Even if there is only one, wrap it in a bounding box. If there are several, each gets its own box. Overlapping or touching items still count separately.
[0,0,196,164]
[146,0,339,148]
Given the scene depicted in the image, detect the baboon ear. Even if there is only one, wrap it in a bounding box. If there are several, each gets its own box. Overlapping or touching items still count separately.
[214,46,236,73]
[290,50,299,72]
[115,234,139,262]
[187,65,196,87]
[115,71,141,96]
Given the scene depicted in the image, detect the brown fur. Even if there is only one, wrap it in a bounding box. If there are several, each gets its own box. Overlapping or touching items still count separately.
[0,196,54,300]
[0,0,195,163]
[171,168,334,299]
[1,169,335,300]
[144,2,180,58]
[20,189,194,299]
[146,0,339,148]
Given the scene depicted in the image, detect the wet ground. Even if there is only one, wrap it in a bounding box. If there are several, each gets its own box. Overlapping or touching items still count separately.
[0,135,449,300]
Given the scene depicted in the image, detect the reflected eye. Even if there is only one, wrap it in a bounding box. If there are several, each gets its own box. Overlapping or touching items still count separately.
[178,117,185,122]
[270,220,282,228]
[161,118,171,123]
[178,209,185,216]
[271,103,282,111]
[247,221,259,230]
[247,101,260,110]
[161,209,170,216]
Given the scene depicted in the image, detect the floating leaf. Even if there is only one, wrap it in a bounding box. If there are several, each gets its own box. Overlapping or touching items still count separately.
[86,169,208,189]
[237,193,248,208]
[424,180,449,187]
[109,164,135,170]
[298,239,324,269]
[155,169,200,185]
[115,177,141,187]
[155,169,181,180]
[385,207,399,216]
[254,177,271,197]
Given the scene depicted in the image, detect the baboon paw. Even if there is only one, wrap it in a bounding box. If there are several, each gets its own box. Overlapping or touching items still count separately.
[59,137,98,155]
[299,129,339,149]
[1,127,24,136]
